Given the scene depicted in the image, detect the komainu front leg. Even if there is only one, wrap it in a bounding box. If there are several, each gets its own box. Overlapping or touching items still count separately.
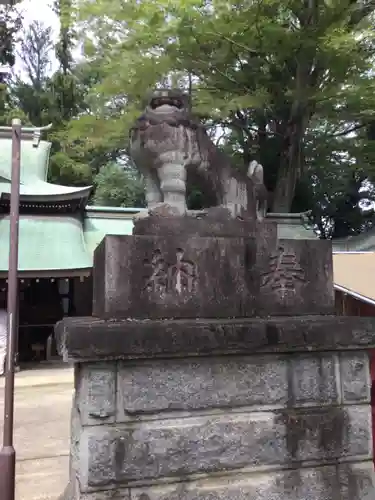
[144,171,162,210]
[158,160,187,215]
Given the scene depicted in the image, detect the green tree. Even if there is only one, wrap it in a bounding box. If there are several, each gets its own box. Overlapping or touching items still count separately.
[0,2,21,76]
[49,0,133,186]
[11,21,54,126]
[11,18,92,185]
[0,2,22,124]
[10,18,134,203]
[47,1,92,185]
[294,117,375,237]
[70,0,375,215]
[92,163,145,207]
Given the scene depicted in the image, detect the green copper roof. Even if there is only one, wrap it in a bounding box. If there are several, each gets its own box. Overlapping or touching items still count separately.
[0,215,91,274]
[84,216,135,257]
[0,130,93,275]
[0,181,92,202]
[83,206,144,258]
[0,139,51,183]
[0,137,92,201]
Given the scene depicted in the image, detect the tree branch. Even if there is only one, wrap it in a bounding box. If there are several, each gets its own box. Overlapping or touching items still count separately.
[205,30,261,57]
[329,122,368,138]
[349,0,375,27]
[193,57,252,91]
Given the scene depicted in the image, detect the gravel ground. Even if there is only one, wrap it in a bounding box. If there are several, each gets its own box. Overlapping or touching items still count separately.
[0,364,73,500]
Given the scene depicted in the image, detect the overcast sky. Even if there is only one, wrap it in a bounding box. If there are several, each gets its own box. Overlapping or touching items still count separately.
[20,0,59,34]
[16,0,59,75]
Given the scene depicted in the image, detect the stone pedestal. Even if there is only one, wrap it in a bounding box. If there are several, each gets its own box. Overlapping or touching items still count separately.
[93,218,334,319]
[56,214,374,499]
[56,316,375,500]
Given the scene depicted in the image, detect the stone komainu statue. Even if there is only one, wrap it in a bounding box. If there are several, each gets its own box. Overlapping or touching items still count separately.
[129,89,267,219]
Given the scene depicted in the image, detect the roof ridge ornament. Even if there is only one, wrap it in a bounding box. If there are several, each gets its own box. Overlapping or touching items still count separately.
[0,123,52,147]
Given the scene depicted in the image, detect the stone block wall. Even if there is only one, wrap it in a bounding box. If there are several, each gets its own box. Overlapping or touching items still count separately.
[57,319,375,499]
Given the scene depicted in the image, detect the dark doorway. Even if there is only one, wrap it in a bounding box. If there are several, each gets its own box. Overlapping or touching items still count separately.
[18,279,64,362]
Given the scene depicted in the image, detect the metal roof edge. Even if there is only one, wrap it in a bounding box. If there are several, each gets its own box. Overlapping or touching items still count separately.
[0,185,92,203]
[85,206,146,213]
[334,283,375,307]
[0,268,92,278]
[84,206,146,219]
[333,251,375,254]
[333,226,375,249]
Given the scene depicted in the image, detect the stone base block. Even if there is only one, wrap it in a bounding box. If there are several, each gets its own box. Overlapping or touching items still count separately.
[56,314,375,500]
[131,463,375,500]
[61,463,375,500]
[92,224,276,319]
[61,459,375,499]
[77,406,371,490]
[132,212,263,237]
[55,315,375,362]
[92,231,334,319]
[59,483,129,499]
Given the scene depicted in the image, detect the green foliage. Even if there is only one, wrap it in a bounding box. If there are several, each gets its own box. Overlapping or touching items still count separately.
[0,2,22,123]
[69,0,375,219]
[53,0,75,74]
[92,163,145,207]
[48,150,92,186]
[4,0,375,237]
[10,20,96,186]
[0,2,22,70]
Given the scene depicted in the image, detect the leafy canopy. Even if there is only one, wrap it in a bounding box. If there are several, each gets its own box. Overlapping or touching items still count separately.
[70,0,375,217]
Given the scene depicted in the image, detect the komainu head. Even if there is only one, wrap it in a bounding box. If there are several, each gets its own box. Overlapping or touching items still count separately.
[143,88,190,114]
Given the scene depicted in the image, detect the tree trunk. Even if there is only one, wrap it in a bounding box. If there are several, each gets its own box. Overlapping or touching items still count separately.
[271,118,306,213]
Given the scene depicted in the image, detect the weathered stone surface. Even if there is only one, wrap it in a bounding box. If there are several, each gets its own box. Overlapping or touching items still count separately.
[92,232,334,320]
[132,213,272,237]
[290,354,339,406]
[129,89,266,219]
[340,351,371,404]
[79,491,130,500]
[257,239,334,316]
[78,406,371,490]
[76,363,116,425]
[115,354,344,420]
[80,413,284,488]
[69,387,82,495]
[55,316,375,362]
[116,356,288,419]
[60,317,375,500]
[339,462,375,500]
[92,230,275,319]
[280,405,371,462]
[131,463,375,500]
[59,484,130,500]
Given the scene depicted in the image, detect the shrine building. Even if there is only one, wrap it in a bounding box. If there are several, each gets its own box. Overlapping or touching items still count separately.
[0,124,145,363]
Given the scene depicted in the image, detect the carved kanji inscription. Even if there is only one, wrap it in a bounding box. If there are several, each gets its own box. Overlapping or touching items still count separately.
[261,245,305,299]
[143,248,198,294]
[143,249,167,293]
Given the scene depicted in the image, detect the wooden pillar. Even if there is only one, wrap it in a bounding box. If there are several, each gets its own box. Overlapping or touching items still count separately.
[342,293,348,316]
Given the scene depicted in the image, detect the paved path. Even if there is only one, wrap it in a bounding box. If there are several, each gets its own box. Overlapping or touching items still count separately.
[0,364,73,500]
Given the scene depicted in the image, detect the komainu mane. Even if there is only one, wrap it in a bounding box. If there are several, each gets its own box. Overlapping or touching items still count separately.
[129,89,267,219]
